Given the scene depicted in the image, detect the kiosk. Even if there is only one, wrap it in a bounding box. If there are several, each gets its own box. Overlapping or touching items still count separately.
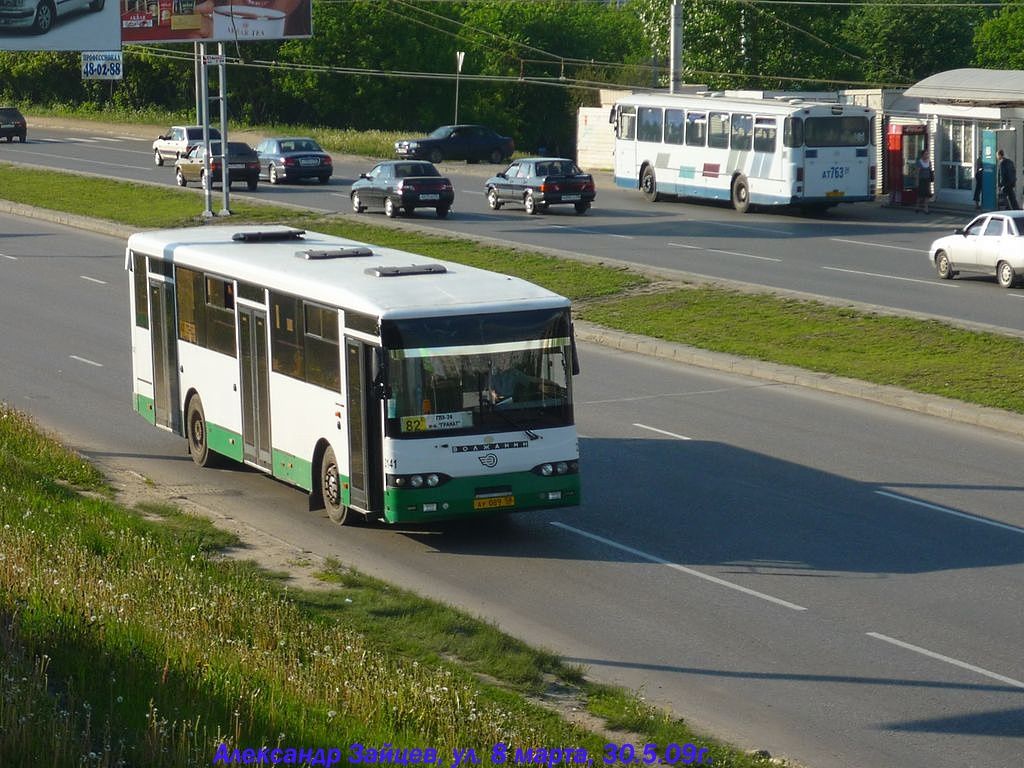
[886,123,928,206]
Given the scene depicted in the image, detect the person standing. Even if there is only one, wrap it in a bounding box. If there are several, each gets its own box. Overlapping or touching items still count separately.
[914,149,933,214]
[997,149,1019,210]
[973,154,983,209]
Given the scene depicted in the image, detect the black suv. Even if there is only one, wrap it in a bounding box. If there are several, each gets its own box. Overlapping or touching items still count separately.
[0,107,27,143]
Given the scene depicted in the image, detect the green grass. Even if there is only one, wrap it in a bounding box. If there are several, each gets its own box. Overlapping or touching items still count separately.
[0,405,783,767]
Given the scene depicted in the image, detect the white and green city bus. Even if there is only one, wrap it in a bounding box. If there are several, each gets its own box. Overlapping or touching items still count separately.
[612,93,876,213]
[127,225,580,524]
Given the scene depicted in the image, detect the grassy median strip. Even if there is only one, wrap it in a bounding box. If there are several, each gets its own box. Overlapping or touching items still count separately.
[4,162,1024,417]
[0,406,779,767]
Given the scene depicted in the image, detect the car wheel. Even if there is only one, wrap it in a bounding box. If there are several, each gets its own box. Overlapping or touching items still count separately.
[247,178,258,191]
[269,165,279,184]
[31,0,54,33]
[487,187,502,210]
[489,148,503,164]
[574,201,590,214]
[997,260,1017,289]
[732,175,751,213]
[88,0,104,10]
[429,148,443,164]
[154,149,164,167]
[641,166,660,202]
[384,197,399,218]
[935,250,954,280]
[16,134,24,143]
[524,192,538,215]
[436,206,450,219]
[320,446,349,525]
[4,136,11,143]
[175,168,187,187]
[318,175,330,185]
[351,192,365,213]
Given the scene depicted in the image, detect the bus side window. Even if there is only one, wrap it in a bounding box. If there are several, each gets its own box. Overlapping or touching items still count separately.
[754,117,777,153]
[685,112,707,147]
[784,116,803,148]
[731,113,753,151]
[637,107,663,143]
[708,112,729,149]
[270,292,305,379]
[617,107,636,140]
[665,109,684,145]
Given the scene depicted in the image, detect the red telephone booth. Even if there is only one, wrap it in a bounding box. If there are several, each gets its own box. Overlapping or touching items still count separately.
[887,123,929,206]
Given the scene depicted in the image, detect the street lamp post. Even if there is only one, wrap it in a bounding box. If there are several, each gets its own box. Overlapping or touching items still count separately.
[455,51,465,123]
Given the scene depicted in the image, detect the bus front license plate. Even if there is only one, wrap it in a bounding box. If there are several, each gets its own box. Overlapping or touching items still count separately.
[473,495,515,509]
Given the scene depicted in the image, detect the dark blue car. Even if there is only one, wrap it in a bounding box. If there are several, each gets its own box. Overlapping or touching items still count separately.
[255,136,333,185]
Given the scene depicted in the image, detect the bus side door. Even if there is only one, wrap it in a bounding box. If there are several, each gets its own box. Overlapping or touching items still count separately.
[345,338,383,513]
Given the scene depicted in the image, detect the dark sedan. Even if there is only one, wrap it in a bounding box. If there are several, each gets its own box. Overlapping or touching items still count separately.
[255,136,333,185]
[350,161,454,218]
[0,107,27,143]
[394,124,514,165]
[174,141,260,191]
[485,157,596,214]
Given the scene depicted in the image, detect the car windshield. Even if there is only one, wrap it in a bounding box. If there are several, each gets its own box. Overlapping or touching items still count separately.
[428,126,455,139]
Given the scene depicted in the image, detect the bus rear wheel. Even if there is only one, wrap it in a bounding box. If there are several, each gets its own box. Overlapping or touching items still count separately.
[641,166,661,202]
[321,446,349,524]
[186,396,215,468]
[732,175,751,213]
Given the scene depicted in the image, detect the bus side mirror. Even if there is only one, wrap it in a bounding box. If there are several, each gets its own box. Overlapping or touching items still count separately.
[570,326,581,376]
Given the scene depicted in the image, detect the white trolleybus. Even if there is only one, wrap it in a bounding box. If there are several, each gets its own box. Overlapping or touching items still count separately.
[611,93,876,213]
[127,225,580,525]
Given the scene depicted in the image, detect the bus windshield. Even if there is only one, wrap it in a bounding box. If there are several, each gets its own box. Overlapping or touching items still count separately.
[803,116,869,148]
[382,308,574,437]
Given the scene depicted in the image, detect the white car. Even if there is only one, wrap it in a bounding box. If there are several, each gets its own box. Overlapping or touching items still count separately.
[0,0,103,34]
[152,125,221,167]
[929,210,1024,288]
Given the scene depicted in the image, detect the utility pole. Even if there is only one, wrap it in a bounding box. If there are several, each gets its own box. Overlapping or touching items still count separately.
[455,51,465,123]
[670,1,682,93]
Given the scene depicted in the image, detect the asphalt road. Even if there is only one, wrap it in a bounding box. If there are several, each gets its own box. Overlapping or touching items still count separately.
[5,119,1024,338]
[1,213,1022,768]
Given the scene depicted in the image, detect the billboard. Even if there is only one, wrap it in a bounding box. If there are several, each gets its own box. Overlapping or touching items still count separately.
[0,0,122,51]
[121,0,310,43]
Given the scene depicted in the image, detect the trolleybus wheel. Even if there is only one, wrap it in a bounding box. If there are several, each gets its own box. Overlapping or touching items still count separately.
[732,175,751,213]
[641,166,661,202]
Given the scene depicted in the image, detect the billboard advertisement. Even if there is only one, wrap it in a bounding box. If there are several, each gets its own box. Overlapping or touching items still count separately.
[0,0,121,51]
[121,0,310,43]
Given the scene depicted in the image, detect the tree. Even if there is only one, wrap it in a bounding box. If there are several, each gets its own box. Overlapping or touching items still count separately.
[974,1,1024,70]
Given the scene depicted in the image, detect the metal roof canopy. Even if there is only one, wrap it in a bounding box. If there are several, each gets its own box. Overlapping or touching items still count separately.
[904,68,1024,107]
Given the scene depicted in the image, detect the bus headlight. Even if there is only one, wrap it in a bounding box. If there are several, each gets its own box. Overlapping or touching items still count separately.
[386,472,451,489]
[531,460,578,477]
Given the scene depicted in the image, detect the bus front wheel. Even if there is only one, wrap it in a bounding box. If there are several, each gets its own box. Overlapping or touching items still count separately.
[186,396,215,468]
[732,175,751,213]
[641,167,661,202]
[321,446,349,525]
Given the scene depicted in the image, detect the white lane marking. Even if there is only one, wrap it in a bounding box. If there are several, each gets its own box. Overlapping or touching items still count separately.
[552,521,808,611]
[461,189,482,196]
[610,233,632,239]
[80,275,107,285]
[69,355,103,367]
[667,242,701,249]
[867,632,1024,689]
[87,136,124,142]
[707,248,781,262]
[875,490,1024,535]
[634,422,692,440]
[1,253,15,261]
[831,237,921,253]
[822,266,954,287]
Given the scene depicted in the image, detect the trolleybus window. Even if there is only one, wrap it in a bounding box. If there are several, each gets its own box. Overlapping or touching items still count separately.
[685,112,707,146]
[665,109,684,145]
[638,107,663,143]
[708,112,729,149]
[731,113,753,151]
[754,117,777,153]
